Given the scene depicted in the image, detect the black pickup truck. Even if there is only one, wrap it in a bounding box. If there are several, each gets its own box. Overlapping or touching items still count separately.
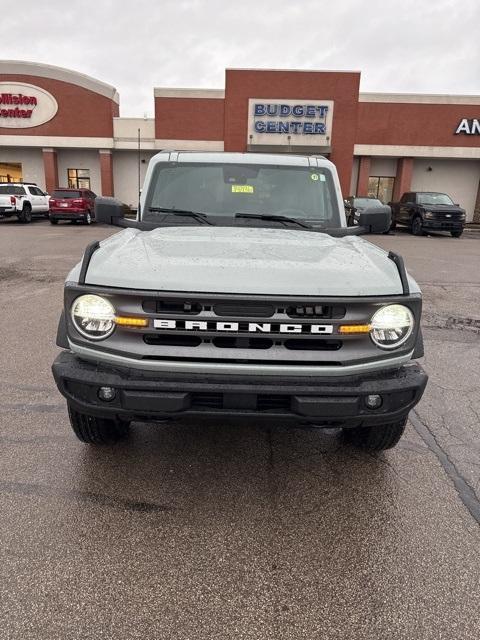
[389,192,466,237]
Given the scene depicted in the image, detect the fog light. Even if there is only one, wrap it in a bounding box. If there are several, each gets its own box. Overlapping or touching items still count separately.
[98,386,116,402]
[365,394,383,410]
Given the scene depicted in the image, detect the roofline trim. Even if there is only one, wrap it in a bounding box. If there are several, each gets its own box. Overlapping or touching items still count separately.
[154,88,225,99]
[360,92,480,105]
[226,67,361,74]
[0,60,119,103]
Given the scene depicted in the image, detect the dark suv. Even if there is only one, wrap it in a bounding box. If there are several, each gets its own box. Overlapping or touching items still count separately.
[49,189,97,225]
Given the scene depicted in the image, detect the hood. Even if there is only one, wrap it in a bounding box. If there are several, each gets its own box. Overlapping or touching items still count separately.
[421,204,465,213]
[71,226,418,296]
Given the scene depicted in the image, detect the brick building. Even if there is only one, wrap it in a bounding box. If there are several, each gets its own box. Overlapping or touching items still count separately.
[1,61,479,221]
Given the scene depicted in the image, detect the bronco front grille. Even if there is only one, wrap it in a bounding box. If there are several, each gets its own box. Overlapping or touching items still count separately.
[143,298,345,319]
[66,284,421,368]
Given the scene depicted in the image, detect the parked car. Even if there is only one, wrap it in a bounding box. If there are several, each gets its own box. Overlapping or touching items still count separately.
[52,151,427,452]
[49,188,97,225]
[389,192,465,237]
[344,196,386,226]
[0,182,50,223]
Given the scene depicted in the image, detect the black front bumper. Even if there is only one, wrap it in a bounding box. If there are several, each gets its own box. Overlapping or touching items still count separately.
[52,351,428,428]
[423,219,464,231]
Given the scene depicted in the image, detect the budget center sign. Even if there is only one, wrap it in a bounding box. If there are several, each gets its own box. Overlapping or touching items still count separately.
[247,98,334,148]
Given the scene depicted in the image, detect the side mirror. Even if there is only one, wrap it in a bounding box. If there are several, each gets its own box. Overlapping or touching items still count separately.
[95,197,126,226]
[358,205,391,234]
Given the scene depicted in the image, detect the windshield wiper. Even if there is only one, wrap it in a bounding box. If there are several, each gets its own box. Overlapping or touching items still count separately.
[148,207,214,225]
[235,213,313,229]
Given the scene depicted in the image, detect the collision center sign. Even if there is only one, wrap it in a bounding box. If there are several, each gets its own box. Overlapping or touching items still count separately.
[0,82,58,128]
[247,98,334,148]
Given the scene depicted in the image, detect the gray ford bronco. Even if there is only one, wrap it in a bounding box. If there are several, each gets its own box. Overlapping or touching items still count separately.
[52,152,427,450]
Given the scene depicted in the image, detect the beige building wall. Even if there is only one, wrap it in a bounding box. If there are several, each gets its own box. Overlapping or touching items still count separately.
[370,157,397,176]
[113,150,156,209]
[56,150,102,194]
[0,148,45,187]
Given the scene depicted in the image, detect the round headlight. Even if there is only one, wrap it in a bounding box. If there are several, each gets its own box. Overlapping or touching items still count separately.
[370,304,414,349]
[71,294,115,340]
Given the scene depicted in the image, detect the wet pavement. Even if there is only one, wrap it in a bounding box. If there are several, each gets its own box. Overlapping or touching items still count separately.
[1,218,480,639]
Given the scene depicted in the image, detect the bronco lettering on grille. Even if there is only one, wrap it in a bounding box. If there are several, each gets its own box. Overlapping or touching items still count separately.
[153,319,334,334]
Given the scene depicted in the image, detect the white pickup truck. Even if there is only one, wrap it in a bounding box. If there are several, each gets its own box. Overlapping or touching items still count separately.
[0,182,50,223]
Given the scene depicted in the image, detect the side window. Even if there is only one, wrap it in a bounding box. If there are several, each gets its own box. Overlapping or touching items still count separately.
[27,186,38,196]
[400,193,408,203]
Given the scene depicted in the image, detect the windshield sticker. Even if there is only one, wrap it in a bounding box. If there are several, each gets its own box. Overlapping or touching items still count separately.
[319,174,326,182]
[310,173,319,181]
[232,185,254,193]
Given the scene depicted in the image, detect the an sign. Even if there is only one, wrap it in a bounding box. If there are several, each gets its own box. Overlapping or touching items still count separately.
[455,118,480,135]
[247,98,334,148]
[0,82,58,128]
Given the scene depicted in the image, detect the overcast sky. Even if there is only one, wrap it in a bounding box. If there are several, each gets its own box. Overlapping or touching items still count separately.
[3,0,480,117]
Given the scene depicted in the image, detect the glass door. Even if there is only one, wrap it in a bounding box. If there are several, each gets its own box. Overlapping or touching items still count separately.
[368,177,395,203]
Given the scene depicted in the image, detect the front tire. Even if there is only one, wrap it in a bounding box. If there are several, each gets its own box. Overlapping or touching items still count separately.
[67,404,130,444]
[451,229,463,238]
[17,204,32,224]
[343,418,407,451]
[411,216,424,236]
[49,217,58,225]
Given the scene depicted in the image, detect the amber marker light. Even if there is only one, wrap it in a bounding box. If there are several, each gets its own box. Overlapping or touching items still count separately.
[115,316,149,328]
[338,324,371,334]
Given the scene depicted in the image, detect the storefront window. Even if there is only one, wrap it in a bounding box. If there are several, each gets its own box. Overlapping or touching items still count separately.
[368,176,395,203]
[68,168,90,189]
[0,162,22,183]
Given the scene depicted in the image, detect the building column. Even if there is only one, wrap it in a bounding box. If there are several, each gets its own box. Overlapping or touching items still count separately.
[99,149,114,197]
[42,148,58,193]
[356,156,371,196]
[392,157,413,202]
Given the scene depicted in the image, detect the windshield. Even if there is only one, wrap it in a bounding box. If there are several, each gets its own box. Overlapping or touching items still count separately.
[354,198,382,208]
[52,190,82,198]
[143,162,341,226]
[0,185,26,195]
[417,192,454,206]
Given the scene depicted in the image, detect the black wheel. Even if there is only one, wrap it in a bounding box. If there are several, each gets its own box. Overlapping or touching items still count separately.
[67,404,130,444]
[343,418,407,451]
[49,217,59,225]
[451,229,463,238]
[411,216,424,236]
[17,204,32,224]
[84,211,92,225]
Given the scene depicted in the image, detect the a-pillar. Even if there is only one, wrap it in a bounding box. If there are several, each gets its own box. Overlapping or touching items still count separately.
[356,156,371,196]
[42,148,58,193]
[392,157,414,202]
[99,149,114,197]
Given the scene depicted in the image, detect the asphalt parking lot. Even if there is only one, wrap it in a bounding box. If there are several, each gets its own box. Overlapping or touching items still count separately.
[1,217,480,639]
